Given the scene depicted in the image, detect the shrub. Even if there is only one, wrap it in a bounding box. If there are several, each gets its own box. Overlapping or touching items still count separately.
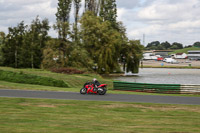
[0,70,69,88]
[51,67,85,74]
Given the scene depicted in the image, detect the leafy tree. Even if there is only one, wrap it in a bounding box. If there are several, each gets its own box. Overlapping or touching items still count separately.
[55,0,73,66]
[0,32,6,65]
[68,46,94,69]
[146,41,160,50]
[41,39,67,69]
[85,0,99,14]
[171,42,183,49]
[193,42,200,47]
[80,11,122,73]
[56,0,72,23]
[55,0,72,40]
[24,16,50,68]
[73,0,82,43]
[184,45,192,48]
[100,0,117,28]
[122,40,143,73]
[0,32,5,44]
[2,21,27,68]
[161,41,171,49]
[2,17,50,68]
[42,38,93,69]
[157,44,164,50]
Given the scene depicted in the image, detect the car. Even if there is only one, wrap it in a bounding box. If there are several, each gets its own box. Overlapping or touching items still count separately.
[163,58,178,63]
[171,59,179,64]
[157,57,163,61]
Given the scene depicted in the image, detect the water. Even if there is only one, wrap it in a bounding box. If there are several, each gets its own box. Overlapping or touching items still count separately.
[115,68,200,84]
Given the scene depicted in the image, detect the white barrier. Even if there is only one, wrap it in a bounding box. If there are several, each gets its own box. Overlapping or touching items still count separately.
[180,85,200,94]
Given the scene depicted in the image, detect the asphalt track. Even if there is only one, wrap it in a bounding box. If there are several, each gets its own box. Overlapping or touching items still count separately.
[0,89,200,105]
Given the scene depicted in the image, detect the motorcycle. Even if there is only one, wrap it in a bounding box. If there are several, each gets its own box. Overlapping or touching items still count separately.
[80,81,107,95]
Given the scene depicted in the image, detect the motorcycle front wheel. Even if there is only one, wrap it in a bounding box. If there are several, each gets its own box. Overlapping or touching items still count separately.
[80,88,87,94]
[98,87,107,95]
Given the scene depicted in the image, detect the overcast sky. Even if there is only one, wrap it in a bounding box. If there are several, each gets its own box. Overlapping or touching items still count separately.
[0,0,199,46]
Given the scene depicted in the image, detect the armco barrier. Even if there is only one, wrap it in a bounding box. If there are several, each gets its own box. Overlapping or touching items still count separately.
[180,84,200,94]
[113,81,200,94]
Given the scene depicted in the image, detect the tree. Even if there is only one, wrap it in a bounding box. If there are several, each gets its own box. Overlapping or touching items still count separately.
[85,0,99,14]
[157,44,164,50]
[24,16,50,68]
[73,0,82,43]
[2,21,27,68]
[0,32,6,65]
[171,42,183,49]
[161,41,171,49]
[41,38,68,69]
[55,0,72,40]
[80,11,122,73]
[146,41,160,50]
[100,0,117,28]
[54,0,73,66]
[0,32,5,45]
[193,42,200,47]
[2,17,50,68]
[121,40,144,73]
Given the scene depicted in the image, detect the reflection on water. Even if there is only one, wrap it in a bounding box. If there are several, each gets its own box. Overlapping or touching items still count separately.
[115,68,200,84]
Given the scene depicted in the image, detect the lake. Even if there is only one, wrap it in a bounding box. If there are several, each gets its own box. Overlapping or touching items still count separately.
[115,68,200,84]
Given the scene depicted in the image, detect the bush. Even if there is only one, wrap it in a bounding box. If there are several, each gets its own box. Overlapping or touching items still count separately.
[51,67,85,74]
[0,70,69,88]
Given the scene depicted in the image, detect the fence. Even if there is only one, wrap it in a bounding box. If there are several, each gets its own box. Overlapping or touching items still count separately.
[113,81,200,94]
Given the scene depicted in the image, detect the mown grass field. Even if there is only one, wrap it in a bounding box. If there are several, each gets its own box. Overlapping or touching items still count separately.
[0,97,199,133]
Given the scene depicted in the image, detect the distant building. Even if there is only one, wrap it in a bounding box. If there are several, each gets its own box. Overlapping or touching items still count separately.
[143,52,157,60]
[143,50,173,60]
[171,53,187,59]
[187,50,200,60]
[153,50,173,58]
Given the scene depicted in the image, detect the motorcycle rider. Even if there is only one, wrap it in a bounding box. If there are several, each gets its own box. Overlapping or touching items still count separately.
[93,78,100,91]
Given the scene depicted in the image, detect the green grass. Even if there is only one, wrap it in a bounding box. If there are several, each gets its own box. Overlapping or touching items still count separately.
[0,80,77,92]
[0,97,199,133]
[169,46,200,54]
[0,70,69,87]
[0,67,113,88]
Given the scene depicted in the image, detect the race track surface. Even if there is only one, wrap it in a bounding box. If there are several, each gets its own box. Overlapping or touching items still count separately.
[0,89,200,105]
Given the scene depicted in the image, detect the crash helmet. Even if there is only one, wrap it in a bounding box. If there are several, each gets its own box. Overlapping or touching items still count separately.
[93,78,97,81]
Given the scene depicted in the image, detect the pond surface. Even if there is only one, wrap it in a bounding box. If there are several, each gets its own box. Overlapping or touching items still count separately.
[115,68,200,84]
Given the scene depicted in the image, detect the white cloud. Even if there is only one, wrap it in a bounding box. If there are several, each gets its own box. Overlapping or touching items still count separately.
[0,0,200,46]
[0,0,57,33]
[117,0,200,45]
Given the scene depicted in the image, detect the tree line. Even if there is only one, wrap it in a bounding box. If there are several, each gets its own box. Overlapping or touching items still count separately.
[0,0,144,74]
[146,41,200,50]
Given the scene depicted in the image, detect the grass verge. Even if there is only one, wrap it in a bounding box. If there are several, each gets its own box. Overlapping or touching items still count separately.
[0,70,68,87]
[0,97,199,133]
[0,67,113,88]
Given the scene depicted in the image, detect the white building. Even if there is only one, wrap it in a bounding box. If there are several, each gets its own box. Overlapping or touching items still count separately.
[143,52,158,60]
[171,53,187,59]
[188,50,200,60]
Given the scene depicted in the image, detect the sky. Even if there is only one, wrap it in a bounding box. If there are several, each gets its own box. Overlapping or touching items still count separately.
[0,0,199,46]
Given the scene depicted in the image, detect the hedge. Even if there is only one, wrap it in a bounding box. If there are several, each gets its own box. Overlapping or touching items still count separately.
[0,70,69,88]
